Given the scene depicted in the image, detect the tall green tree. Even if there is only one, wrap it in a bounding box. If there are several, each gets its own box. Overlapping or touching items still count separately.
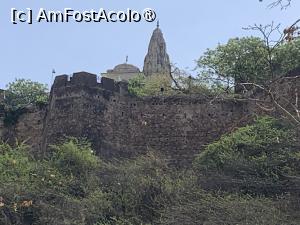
[274,38,300,75]
[197,36,300,87]
[197,37,272,86]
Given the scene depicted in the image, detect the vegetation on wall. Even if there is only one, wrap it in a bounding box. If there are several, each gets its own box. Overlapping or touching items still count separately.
[5,79,48,110]
[1,117,300,225]
[128,74,174,97]
[2,79,49,126]
[128,71,221,97]
[194,116,298,178]
[3,107,28,127]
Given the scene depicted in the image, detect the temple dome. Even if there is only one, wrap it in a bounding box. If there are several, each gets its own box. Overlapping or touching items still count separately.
[113,63,141,73]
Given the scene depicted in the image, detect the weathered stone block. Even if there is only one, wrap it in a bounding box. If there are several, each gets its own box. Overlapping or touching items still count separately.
[71,72,97,87]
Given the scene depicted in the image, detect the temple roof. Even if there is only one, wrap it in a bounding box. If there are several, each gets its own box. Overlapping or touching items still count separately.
[111,63,141,74]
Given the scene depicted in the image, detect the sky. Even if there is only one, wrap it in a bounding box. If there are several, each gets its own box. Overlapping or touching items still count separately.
[0,0,299,89]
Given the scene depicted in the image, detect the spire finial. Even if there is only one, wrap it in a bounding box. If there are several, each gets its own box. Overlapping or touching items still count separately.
[125,55,128,64]
[157,20,159,28]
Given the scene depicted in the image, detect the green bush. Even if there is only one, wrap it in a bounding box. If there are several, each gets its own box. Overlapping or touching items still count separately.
[0,142,33,183]
[128,75,146,96]
[159,189,286,225]
[51,138,100,177]
[1,137,299,225]
[128,74,174,96]
[0,140,109,225]
[101,152,173,224]
[194,116,300,181]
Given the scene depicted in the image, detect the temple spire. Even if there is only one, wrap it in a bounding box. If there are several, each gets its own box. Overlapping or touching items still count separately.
[143,24,171,77]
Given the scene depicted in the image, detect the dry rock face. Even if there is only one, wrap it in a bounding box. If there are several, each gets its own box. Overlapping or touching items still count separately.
[0,72,298,166]
[143,26,171,77]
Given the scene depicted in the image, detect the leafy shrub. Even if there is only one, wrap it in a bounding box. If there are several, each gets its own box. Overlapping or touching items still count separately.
[51,138,100,177]
[194,116,299,180]
[0,140,108,225]
[0,142,40,225]
[128,75,146,96]
[128,74,174,96]
[101,152,173,224]
[0,141,34,183]
[159,189,286,225]
[1,137,299,225]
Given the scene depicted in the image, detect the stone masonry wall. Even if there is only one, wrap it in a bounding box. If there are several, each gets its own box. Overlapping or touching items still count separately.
[3,71,292,166]
[37,72,254,165]
[42,85,252,165]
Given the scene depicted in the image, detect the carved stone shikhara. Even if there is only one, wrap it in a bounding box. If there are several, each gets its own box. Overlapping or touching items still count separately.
[143,25,171,77]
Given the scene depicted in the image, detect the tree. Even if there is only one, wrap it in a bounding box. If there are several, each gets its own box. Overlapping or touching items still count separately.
[197,0,299,89]
[275,38,300,74]
[196,31,300,124]
[197,37,273,89]
[5,79,48,109]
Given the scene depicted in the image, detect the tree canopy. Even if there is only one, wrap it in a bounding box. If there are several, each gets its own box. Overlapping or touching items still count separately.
[197,36,300,87]
[5,79,48,109]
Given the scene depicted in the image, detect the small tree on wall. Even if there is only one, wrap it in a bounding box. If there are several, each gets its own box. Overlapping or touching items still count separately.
[5,79,48,110]
[2,79,49,126]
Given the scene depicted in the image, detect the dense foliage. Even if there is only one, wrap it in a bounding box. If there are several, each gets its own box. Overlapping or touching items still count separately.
[194,116,300,196]
[5,79,48,110]
[128,74,174,97]
[197,37,300,86]
[1,118,300,225]
[128,72,219,97]
[275,38,300,75]
[3,79,49,126]
[198,37,271,84]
